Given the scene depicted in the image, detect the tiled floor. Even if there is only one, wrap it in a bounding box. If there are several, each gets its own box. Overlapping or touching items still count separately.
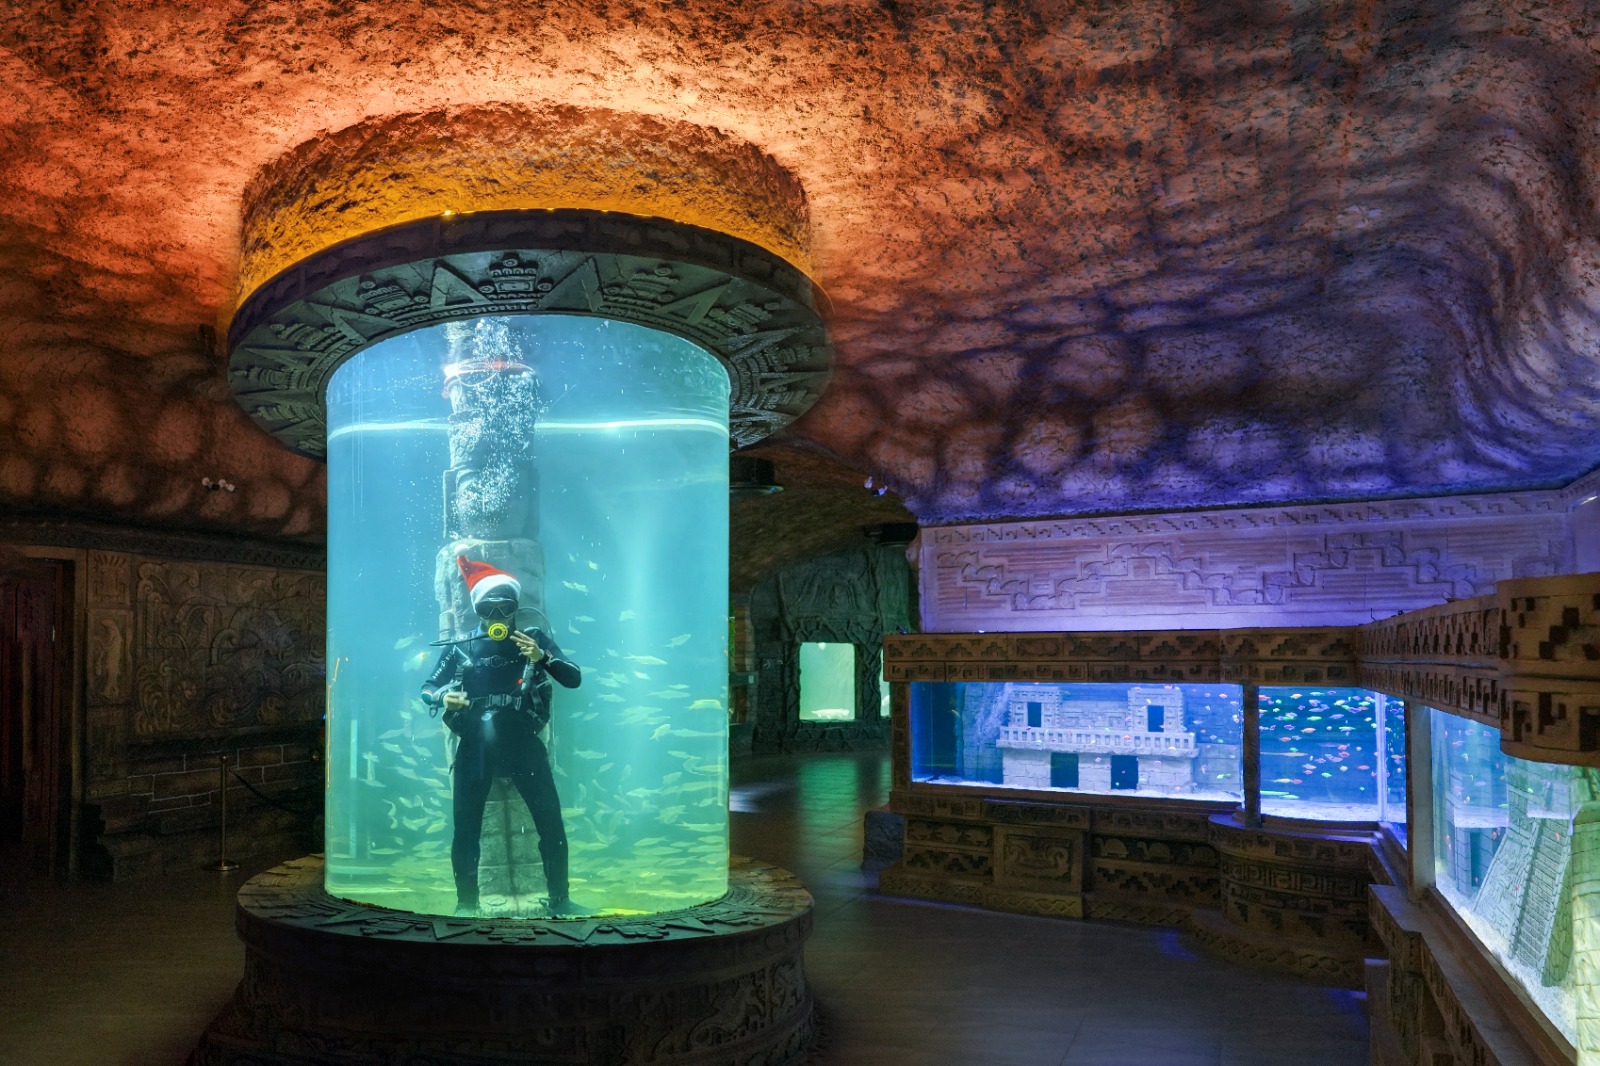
[0,752,1369,1065]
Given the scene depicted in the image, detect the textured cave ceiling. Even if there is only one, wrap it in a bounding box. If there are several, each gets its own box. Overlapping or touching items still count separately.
[2,0,1598,581]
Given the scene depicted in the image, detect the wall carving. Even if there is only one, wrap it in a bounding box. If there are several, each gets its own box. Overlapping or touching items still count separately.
[749,543,911,754]
[76,548,325,878]
[227,210,830,454]
[921,490,1572,633]
[1360,573,1600,764]
[131,562,323,737]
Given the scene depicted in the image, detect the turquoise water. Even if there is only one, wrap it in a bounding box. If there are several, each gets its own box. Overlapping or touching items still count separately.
[323,315,730,917]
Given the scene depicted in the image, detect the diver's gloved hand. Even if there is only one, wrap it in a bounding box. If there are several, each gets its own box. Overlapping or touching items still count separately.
[512,629,547,663]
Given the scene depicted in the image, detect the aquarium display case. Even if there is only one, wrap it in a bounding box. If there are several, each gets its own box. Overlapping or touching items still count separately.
[323,314,731,918]
[909,681,1244,801]
[1257,687,1389,822]
[1429,706,1587,1042]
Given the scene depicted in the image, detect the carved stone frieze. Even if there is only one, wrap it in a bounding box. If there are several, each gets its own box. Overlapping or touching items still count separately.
[993,826,1084,893]
[194,854,815,1066]
[921,494,1569,633]
[132,561,324,737]
[1360,572,1600,763]
[227,210,831,455]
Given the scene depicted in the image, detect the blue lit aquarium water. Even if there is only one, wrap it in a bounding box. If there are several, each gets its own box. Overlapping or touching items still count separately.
[1431,707,1585,1041]
[909,682,1243,800]
[1381,698,1407,838]
[323,315,730,918]
[1258,687,1383,821]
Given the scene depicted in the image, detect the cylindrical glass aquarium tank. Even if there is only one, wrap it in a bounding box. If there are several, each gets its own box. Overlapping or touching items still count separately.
[323,313,730,917]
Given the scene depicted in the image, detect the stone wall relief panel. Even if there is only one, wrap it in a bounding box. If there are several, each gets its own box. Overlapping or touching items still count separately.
[87,550,132,608]
[923,494,1571,632]
[751,544,910,753]
[993,825,1084,894]
[132,560,325,738]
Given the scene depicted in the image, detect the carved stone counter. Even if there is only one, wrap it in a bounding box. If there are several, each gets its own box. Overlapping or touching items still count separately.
[192,854,814,1066]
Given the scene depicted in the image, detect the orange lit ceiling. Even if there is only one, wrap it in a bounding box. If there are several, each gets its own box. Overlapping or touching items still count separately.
[0,0,1597,555]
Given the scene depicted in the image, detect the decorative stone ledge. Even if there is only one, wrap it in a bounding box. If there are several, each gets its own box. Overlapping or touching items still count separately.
[1368,885,1573,1066]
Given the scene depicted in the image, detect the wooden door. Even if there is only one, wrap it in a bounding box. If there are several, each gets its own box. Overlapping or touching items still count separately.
[0,559,72,876]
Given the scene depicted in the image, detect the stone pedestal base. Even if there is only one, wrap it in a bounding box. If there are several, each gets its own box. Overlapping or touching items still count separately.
[192,854,814,1066]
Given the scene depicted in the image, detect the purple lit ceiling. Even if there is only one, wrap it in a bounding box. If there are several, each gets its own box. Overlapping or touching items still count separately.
[0,0,1597,551]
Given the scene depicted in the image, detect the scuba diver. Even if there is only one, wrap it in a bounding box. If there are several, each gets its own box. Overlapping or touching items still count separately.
[422,556,583,916]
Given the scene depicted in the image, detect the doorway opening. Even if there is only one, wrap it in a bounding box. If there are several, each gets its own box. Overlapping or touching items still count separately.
[1,558,73,877]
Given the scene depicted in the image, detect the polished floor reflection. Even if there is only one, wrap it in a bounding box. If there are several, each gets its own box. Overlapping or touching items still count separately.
[0,752,1368,1065]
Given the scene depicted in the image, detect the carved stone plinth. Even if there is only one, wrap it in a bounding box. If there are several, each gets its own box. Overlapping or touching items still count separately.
[1190,815,1384,988]
[191,854,814,1066]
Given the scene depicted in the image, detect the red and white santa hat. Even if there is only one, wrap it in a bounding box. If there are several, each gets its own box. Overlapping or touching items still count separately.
[456,556,521,605]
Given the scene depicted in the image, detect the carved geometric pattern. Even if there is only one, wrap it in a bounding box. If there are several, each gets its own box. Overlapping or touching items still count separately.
[1367,884,1544,1066]
[227,210,831,455]
[200,854,815,1066]
[922,498,1568,633]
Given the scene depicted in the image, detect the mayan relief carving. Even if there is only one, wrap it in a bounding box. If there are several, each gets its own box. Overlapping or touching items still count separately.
[922,493,1572,632]
[87,550,131,607]
[132,561,325,737]
[88,609,131,706]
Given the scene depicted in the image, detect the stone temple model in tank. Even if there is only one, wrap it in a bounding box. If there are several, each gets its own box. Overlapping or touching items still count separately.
[998,685,1199,793]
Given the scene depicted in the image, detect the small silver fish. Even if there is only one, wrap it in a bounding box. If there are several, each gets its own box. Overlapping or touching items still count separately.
[626,654,668,666]
[563,581,589,593]
[666,634,691,647]
[619,610,638,622]
[573,750,606,759]
[687,699,723,711]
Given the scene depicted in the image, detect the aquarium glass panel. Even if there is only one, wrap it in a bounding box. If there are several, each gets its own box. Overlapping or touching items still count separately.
[324,315,730,919]
[1430,707,1580,1041]
[909,681,1243,800]
[799,642,857,722]
[1258,687,1381,821]
[1381,698,1407,842]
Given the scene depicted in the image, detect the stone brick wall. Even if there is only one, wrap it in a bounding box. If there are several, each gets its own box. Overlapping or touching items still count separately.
[78,546,325,878]
[747,543,914,754]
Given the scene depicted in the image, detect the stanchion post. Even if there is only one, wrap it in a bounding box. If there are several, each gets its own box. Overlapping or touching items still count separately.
[210,753,240,873]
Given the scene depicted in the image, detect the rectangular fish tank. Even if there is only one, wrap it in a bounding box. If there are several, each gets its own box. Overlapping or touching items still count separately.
[323,314,731,918]
[1258,686,1402,823]
[1430,706,1585,1042]
[909,681,1244,801]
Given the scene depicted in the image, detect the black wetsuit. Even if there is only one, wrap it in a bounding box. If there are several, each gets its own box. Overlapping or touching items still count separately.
[421,627,581,906]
